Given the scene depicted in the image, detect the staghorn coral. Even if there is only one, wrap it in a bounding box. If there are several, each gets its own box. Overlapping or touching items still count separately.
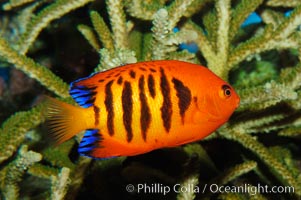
[0,0,301,199]
[1,145,42,200]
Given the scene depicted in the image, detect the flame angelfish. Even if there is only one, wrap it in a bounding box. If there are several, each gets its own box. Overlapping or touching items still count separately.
[47,60,240,159]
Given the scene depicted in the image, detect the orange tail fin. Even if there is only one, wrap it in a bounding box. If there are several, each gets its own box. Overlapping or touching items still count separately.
[45,97,92,144]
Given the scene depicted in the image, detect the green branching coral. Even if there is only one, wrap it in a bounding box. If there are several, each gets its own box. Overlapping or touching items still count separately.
[0,0,301,199]
[213,161,257,186]
[228,6,301,74]
[176,175,199,200]
[220,126,301,196]
[2,145,42,200]
[229,0,264,41]
[90,10,114,50]
[50,167,70,200]
[106,0,128,50]
[18,0,94,55]
[0,102,46,163]
[0,38,69,97]
[151,6,197,61]
[2,0,36,11]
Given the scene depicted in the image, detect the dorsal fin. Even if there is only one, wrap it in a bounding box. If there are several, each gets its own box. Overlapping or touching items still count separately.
[69,78,98,108]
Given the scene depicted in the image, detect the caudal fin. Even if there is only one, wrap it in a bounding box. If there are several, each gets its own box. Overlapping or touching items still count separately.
[45,97,90,144]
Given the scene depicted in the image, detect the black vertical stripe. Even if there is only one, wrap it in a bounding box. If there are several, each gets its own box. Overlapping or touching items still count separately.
[122,81,133,142]
[160,68,172,132]
[139,67,147,71]
[147,74,156,98]
[149,68,156,72]
[93,106,100,126]
[104,80,114,136]
[138,75,151,141]
[172,78,192,123]
[117,76,123,85]
[129,70,136,78]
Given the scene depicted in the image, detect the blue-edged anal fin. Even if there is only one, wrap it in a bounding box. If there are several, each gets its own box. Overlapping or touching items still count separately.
[78,129,152,159]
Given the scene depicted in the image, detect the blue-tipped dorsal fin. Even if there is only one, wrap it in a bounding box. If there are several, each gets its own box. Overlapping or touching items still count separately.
[69,78,97,108]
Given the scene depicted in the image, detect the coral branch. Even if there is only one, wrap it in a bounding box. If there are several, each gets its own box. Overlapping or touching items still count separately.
[166,0,194,30]
[18,0,93,55]
[184,21,216,66]
[183,0,211,18]
[124,0,163,20]
[77,24,101,51]
[3,145,42,200]
[2,0,36,10]
[151,8,171,60]
[151,7,196,60]
[90,11,114,51]
[65,157,92,199]
[228,6,301,71]
[229,0,264,41]
[28,163,60,179]
[212,0,231,79]
[0,103,46,163]
[238,80,297,110]
[50,167,70,200]
[220,127,301,196]
[267,0,301,7]
[106,0,128,50]
[279,126,301,138]
[98,48,137,71]
[0,37,69,97]
[214,161,257,185]
[176,175,199,200]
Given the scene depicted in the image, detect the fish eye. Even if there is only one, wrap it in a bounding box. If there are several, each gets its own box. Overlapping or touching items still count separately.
[222,85,231,97]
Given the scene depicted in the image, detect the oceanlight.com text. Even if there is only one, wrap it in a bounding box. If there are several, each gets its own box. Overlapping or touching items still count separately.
[125,183,295,196]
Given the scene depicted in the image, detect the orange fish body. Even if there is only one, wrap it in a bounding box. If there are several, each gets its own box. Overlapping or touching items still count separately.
[47,60,239,159]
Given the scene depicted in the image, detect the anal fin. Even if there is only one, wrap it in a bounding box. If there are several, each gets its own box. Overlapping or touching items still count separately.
[79,129,102,156]
[78,129,149,159]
